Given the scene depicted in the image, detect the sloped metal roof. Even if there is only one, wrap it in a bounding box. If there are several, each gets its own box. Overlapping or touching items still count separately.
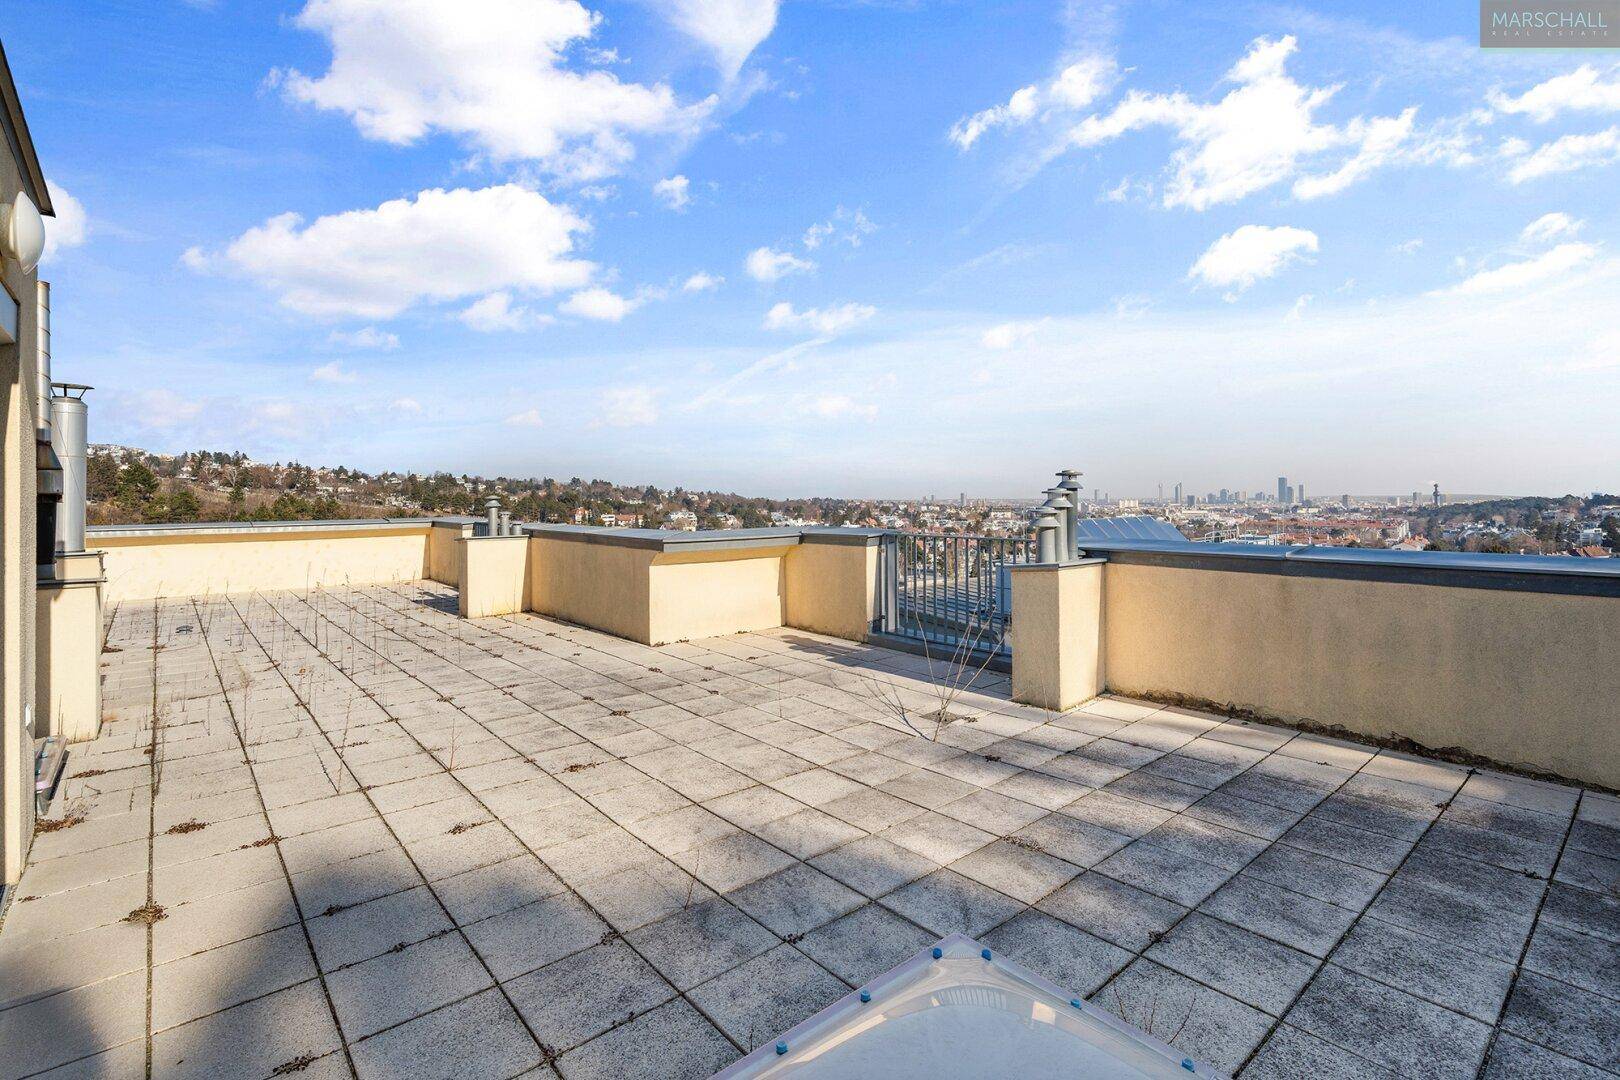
[1073,515,1186,542]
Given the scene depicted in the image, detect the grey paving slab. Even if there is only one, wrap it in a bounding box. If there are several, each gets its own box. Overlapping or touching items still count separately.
[1287,964,1493,1080]
[728,863,865,938]
[326,930,492,1039]
[688,944,849,1051]
[1146,912,1320,1016]
[795,902,937,986]
[879,868,1025,937]
[348,987,542,1080]
[1332,916,1517,1023]
[1499,971,1620,1073]
[504,940,677,1054]
[1036,871,1188,953]
[624,896,780,991]
[461,891,608,981]
[982,909,1132,996]
[1093,958,1274,1075]
[554,998,738,1080]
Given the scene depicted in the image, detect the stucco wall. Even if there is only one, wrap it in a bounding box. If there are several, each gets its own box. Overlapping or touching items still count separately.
[1009,561,1105,712]
[428,521,472,586]
[527,536,656,643]
[35,553,103,743]
[1102,561,1620,788]
[96,526,434,603]
[783,539,879,642]
[649,547,793,644]
[458,536,528,618]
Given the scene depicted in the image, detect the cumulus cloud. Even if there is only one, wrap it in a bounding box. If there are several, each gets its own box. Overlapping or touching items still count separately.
[745,246,815,282]
[950,56,1115,149]
[328,326,400,349]
[1521,212,1583,244]
[42,183,88,262]
[598,384,658,426]
[1502,126,1620,182]
[459,290,555,332]
[980,320,1043,350]
[560,287,640,321]
[310,360,360,383]
[654,175,691,210]
[650,0,777,79]
[802,207,876,250]
[504,408,545,426]
[809,394,878,421]
[1439,242,1596,296]
[763,301,875,335]
[1188,225,1319,294]
[280,0,714,181]
[682,271,722,292]
[212,185,593,320]
[392,397,423,414]
[1490,64,1620,122]
[1068,36,1419,210]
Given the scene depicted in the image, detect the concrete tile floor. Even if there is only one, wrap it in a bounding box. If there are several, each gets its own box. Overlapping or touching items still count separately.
[1,581,1616,1079]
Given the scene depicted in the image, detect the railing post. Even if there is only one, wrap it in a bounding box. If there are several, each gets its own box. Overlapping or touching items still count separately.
[880,532,899,632]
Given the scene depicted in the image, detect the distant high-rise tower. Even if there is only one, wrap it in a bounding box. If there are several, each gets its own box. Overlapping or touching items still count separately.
[1432,482,1441,507]
[1411,491,1421,507]
[959,492,965,508]
[1298,483,1306,505]
[1173,482,1183,505]
[1277,476,1288,503]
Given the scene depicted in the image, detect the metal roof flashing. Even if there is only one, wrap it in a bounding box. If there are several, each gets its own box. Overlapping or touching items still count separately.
[713,934,1222,1079]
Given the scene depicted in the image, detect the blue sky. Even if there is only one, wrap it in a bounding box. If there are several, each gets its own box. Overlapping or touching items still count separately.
[11,1,1620,498]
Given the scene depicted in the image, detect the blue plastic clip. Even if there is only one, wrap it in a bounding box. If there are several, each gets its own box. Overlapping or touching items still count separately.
[859,990,871,1003]
[776,1042,788,1056]
[1070,999,1083,1009]
[981,948,992,960]
[931,947,943,959]
[1181,1059,1195,1072]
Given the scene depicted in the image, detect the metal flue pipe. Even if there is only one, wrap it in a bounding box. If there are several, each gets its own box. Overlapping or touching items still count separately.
[1041,487,1072,562]
[49,383,90,554]
[498,509,512,536]
[483,495,501,537]
[1033,508,1061,564]
[1057,468,1083,558]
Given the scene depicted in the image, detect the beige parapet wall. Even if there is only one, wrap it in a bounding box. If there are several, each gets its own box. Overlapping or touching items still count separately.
[1098,555,1620,790]
[477,526,885,646]
[458,535,529,619]
[1007,560,1106,712]
[90,518,470,603]
[35,551,105,743]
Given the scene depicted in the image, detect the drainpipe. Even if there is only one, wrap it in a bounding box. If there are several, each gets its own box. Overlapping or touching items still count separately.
[35,281,50,439]
[49,383,91,555]
[483,495,500,537]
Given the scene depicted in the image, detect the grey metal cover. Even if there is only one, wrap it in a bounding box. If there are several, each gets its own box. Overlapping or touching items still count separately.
[712,934,1221,1078]
[1074,515,1186,543]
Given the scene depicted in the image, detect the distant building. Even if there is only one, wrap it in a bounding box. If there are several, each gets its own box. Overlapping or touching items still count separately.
[1277,477,1288,503]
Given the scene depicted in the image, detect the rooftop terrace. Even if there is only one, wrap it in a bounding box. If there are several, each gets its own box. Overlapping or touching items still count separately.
[3,581,1616,1079]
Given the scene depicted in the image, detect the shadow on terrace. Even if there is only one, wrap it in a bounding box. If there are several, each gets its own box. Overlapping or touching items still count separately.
[2,516,1618,1080]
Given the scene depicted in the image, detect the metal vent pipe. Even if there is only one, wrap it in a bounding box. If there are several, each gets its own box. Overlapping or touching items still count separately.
[483,495,500,537]
[49,383,90,554]
[35,281,50,437]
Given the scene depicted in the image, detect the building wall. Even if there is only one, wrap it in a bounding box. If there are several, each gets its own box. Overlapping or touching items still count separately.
[34,553,103,743]
[1008,561,1105,712]
[428,521,471,586]
[1,137,42,886]
[95,525,434,602]
[782,539,880,642]
[457,536,527,618]
[527,536,656,642]
[1101,561,1620,789]
[648,546,794,645]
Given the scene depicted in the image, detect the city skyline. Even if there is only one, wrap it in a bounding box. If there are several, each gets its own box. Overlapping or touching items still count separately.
[14,1,1620,498]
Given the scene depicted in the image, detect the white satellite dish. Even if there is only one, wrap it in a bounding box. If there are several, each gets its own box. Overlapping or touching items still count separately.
[0,191,47,275]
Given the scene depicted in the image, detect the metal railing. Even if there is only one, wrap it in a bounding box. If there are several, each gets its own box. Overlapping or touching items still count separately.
[877,532,1038,657]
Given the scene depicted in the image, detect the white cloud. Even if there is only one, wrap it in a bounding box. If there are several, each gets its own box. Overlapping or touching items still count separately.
[459,290,555,332]
[763,301,875,335]
[1068,36,1418,210]
[129,388,203,429]
[504,408,545,427]
[950,56,1115,149]
[682,271,722,292]
[745,246,815,282]
[599,384,658,426]
[1490,64,1620,123]
[328,326,400,349]
[216,185,593,319]
[1521,212,1583,244]
[802,207,875,250]
[392,397,423,414]
[310,360,360,383]
[42,183,88,262]
[1391,238,1424,254]
[980,320,1042,350]
[650,0,777,79]
[1439,242,1596,296]
[1503,126,1620,182]
[281,0,713,181]
[809,394,878,421]
[654,175,691,211]
[560,287,640,321]
[1188,225,1319,294]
